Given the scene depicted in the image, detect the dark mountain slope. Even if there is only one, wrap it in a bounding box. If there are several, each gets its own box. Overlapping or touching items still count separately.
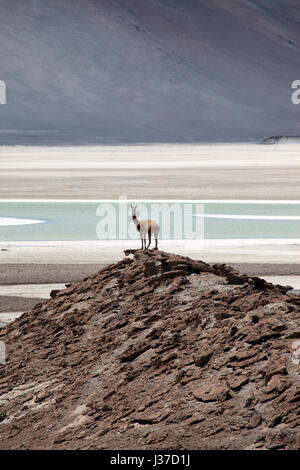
[0,0,300,144]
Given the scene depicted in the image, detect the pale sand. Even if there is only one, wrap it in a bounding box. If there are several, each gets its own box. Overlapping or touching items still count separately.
[262,276,300,289]
[0,239,299,265]
[0,283,65,327]
[0,284,65,299]
[0,312,24,328]
[1,143,300,199]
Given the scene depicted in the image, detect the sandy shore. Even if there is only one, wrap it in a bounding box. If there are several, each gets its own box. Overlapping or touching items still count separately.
[1,239,299,265]
[0,283,65,298]
[0,283,65,326]
[0,311,24,328]
[1,144,300,199]
[0,263,106,284]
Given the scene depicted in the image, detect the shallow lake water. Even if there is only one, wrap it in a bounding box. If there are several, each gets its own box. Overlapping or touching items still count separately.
[0,201,299,241]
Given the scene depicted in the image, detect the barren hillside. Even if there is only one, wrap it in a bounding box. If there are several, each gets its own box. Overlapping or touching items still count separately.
[0,250,299,449]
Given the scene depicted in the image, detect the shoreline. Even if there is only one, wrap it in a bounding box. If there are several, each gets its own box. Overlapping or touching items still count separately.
[1,239,299,264]
[1,144,300,200]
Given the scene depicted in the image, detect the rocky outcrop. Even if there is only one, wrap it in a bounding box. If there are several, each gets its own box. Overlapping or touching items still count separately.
[0,250,299,449]
[261,136,300,145]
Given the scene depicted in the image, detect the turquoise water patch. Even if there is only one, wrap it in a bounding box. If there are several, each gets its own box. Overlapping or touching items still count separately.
[204,203,300,239]
[0,202,99,241]
[0,201,299,241]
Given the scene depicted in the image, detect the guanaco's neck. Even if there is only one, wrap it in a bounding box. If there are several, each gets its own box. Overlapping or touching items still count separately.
[132,210,139,227]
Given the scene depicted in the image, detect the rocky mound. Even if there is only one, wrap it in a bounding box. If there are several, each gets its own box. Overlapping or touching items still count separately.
[0,250,299,450]
[261,136,300,145]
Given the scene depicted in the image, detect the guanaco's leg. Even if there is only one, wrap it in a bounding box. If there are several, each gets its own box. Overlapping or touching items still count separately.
[147,228,152,249]
[141,237,144,250]
[154,238,158,250]
[143,238,146,250]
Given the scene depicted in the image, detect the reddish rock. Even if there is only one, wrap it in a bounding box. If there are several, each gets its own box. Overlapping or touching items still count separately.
[265,428,297,449]
[50,289,60,299]
[193,350,213,367]
[145,430,168,444]
[0,249,298,450]
[227,375,249,391]
[263,356,287,384]
[264,374,290,394]
[248,412,262,429]
[191,380,230,402]
[133,411,162,424]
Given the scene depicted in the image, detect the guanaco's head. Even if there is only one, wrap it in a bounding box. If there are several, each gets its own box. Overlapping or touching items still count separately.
[130,204,137,216]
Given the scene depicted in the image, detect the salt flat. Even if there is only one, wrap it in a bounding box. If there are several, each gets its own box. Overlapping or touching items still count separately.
[263,276,300,290]
[0,239,299,265]
[0,312,23,328]
[0,144,300,200]
[0,284,65,299]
